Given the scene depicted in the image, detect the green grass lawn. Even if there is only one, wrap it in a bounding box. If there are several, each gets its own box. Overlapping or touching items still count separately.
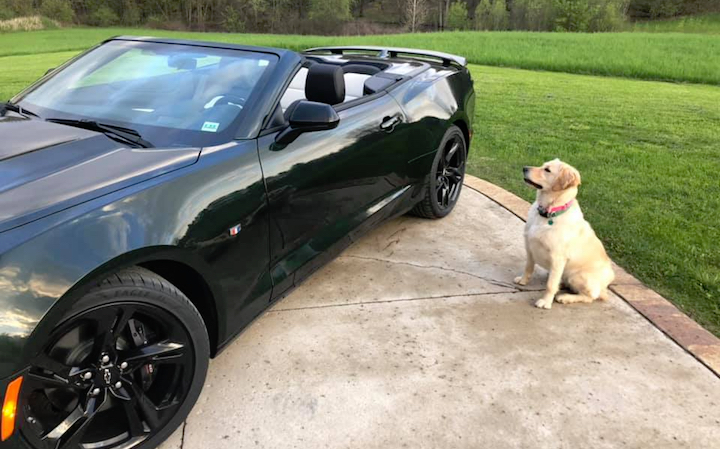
[0,29,718,336]
[632,13,720,34]
[467,65,720,336]
[1,28,720,85]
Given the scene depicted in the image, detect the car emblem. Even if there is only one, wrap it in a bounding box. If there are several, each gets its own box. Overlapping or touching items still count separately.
[103,369,112,384]
[229,224,242,236]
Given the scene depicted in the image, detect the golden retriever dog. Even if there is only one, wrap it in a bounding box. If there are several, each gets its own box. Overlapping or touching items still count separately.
[515,159,614,309]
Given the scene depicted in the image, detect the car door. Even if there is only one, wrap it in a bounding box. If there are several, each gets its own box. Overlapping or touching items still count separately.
[257,92,412,298]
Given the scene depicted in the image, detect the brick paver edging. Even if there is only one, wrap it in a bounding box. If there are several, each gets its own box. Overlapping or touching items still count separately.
[463,175,720,378]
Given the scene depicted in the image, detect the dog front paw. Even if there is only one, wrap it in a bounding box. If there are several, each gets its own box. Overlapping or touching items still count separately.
[535,298,553,309]
[514,276,528,286]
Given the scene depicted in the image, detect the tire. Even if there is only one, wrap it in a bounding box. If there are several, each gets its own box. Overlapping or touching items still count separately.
[411,125,467,219]
[20,267,210,449]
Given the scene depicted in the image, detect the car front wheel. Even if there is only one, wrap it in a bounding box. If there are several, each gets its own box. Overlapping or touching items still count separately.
[19,267,209,449]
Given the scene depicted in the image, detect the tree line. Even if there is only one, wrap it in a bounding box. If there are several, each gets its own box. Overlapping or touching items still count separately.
[0,0,717,34]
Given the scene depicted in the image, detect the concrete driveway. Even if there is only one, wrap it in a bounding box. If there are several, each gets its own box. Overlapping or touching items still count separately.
[161,184,720,449]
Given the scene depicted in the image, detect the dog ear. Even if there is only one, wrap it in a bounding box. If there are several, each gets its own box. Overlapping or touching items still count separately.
[553,165,581,191]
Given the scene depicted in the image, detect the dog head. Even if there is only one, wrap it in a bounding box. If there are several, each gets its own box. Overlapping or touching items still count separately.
[523,159,581,192]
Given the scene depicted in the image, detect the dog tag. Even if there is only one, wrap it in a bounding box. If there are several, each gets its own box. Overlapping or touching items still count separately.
[548,219,554,225]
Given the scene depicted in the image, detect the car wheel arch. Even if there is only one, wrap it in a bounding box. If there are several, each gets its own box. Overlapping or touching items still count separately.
[452,118,470,154]
[139,259,220,356]
[41,246,223,357]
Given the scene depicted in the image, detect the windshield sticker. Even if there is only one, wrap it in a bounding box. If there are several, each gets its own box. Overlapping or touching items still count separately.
[201,121,220,133]
[258,60,269,67]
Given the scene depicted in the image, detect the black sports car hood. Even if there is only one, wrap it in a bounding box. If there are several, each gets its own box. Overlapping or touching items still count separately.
[0,115,200,233]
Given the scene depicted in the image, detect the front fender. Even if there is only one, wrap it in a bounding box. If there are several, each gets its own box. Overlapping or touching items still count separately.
[0,140,270,380]
[0,200,221,382]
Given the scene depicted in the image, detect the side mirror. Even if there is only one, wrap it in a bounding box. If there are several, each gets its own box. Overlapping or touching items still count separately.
[275,101,340,145]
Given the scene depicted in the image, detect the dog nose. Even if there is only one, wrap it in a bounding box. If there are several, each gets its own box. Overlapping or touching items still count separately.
[523,166,529,173]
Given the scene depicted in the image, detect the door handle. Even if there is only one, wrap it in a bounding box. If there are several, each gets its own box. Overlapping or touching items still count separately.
[380,115,402,132]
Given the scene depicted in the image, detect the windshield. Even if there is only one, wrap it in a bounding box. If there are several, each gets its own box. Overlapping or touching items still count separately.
[16,40,278,147]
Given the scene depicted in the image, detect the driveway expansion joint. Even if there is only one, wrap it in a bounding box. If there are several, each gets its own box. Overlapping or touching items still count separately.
[340,254,520,290]
[269,289,535,313]
[179,421,186,449]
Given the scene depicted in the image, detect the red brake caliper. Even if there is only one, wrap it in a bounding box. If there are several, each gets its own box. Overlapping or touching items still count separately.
[128,319,155,390]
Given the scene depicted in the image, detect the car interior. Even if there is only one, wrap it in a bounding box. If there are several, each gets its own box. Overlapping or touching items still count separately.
[26,46,414,146]
[279,59,402,113]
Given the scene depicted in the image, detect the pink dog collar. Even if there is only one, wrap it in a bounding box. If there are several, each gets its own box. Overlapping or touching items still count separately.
[537,200,574,225]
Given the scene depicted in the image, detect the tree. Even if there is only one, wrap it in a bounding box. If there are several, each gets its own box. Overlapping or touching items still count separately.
[121,0,142,25]
[88,5,119,25]
[554,0,592,31]
[309,0,353,20]
[446,0,470,29]
[0,0,34,19]
[590,0,626,31]
[649,0,682,17]
[490,0,507,30]
[510,0,556,31]
[404,0,429,31]
[40,0,75,23]
[223,4,244,31]
[474,0,491,29]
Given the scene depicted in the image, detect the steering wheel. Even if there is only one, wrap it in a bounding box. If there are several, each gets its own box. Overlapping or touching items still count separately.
[213,95,246,109]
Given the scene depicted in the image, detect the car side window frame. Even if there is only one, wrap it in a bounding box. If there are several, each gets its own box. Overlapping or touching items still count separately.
[257,61,306,137]
[259,60,410,137]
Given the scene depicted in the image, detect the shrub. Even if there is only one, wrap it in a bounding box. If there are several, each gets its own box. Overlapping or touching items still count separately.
[490,0,509,30]
[122,0,142,26]
[223,5,245,32]
[474,0,492,30]
[554,0,592,31]
[309,0,352,21]
[145,14,165,29]
[40,0,74,24]
[447,1,470,30]
[590,0,625,31]
[649,0,682,18]
[0,0,33,20]
[40,16,60,29]
[0,15,58,31]
[508,0,556,31]
[88,5,119,26]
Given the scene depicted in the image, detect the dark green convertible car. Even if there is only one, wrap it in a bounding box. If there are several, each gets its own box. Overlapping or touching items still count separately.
[0,36,474,449]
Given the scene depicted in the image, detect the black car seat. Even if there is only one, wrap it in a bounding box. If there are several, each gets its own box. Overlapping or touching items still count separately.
[284,63,346,120]
[305,63,346,106]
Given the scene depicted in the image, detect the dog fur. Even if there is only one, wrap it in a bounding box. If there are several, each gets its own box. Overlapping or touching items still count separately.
[515,159,614,309]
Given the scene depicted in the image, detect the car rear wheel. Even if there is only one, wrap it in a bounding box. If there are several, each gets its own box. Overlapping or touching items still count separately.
[411,125,467,219]
[20,267,209,449]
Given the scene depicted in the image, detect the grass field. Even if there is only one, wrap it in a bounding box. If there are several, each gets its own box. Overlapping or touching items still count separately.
[0,29,718,336]
[633,13,720,34]
[1,28,720,85]
[467,65,720,336]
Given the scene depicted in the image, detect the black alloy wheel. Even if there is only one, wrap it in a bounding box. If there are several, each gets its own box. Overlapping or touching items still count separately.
[411,125,467,219]
[19,268,209,449]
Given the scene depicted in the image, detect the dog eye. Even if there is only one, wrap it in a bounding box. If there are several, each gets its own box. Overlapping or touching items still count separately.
[544,168,551,173]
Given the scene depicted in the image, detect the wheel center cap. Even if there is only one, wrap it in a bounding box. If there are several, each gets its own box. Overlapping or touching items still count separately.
[103,368,113,385]
[94,364,120,387]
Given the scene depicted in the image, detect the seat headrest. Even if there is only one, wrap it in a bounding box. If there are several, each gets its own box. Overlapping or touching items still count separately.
[305,64,345,106]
